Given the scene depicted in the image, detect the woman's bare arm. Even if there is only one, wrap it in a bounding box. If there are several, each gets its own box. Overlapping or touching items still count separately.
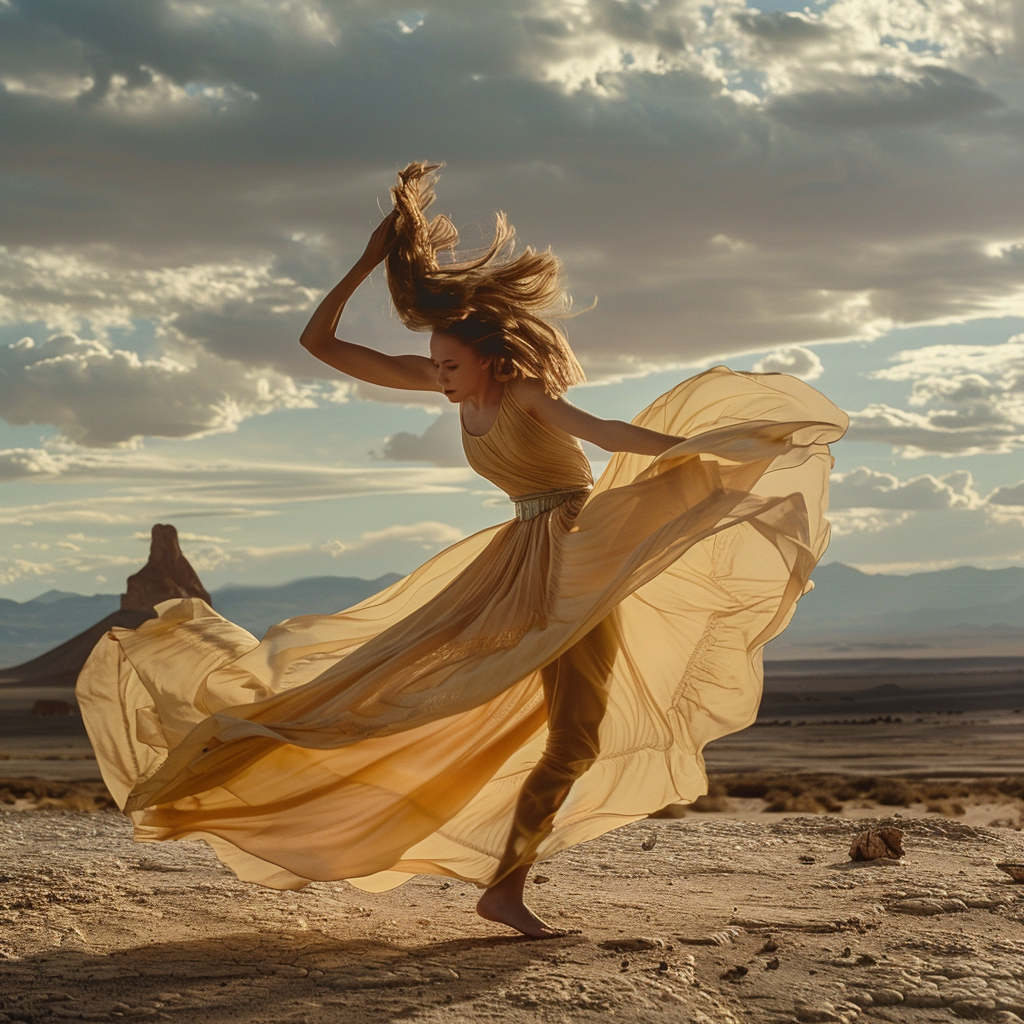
[514,379,684,456]
[299,213,439,392]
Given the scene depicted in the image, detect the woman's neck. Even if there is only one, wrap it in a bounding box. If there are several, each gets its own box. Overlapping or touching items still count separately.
[460,374,506,414]
[459,375,507,436]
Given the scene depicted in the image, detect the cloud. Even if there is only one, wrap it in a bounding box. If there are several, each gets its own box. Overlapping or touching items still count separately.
[0,332,317,446]
[752,346,823,380]
[327,521,465,555]
[374,414,466,467]
[0,0,1020,386]
[827,509,914,537]
[0,448,474,524]
[988,480,1024,507]
[822,462,1024,568]
[829,466,980,510]
[846,335,1024,455]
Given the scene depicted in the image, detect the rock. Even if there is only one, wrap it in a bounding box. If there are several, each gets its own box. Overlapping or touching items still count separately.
[133,859,186,873]
[121,524,211,611]
[995,862,1024,882]
[679,928,742,947]
[847,991,874,1008]
[871,989,905,1006]
[598,937,663,952]
[720,965,748,983]
[849,827,905,861]
[887,897,967,916]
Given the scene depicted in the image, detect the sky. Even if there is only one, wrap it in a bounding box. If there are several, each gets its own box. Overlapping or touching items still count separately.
[1,0,1023,601]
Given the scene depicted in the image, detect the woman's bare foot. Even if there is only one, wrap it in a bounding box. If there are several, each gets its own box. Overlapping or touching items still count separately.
[476,865,577,939]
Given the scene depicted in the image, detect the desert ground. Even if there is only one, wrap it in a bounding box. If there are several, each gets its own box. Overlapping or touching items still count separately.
[2,663,1023,1023]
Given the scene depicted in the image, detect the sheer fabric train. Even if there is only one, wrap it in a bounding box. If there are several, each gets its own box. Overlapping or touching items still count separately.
[77,367,848,892]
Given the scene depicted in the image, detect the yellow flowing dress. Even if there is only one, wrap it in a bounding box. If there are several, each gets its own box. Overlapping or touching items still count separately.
[76,367,847,892]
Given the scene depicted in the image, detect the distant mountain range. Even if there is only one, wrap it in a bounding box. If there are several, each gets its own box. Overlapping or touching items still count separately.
[0,575,401,669]
[768,562,1024,659]
[1,563,1022,669]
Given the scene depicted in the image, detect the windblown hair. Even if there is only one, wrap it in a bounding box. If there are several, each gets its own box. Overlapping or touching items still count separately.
[386,162,586,396]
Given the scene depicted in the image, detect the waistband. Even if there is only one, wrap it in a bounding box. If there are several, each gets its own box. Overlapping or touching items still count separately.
[510,486,591,522]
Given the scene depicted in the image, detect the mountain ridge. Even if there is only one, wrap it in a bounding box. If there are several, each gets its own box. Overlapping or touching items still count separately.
[2,562,1022,669]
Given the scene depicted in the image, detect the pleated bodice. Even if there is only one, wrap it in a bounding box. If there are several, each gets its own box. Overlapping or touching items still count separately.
[460,387,593,499]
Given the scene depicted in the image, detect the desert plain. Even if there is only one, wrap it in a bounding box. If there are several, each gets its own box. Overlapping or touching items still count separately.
[2,657,1024,1023]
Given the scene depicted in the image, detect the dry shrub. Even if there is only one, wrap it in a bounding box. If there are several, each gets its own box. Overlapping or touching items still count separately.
[689,794,733,813]
[870,781,918,807]
[708,772,1024,815]
[0,778,116,812]
[926,800,966,817]
[763,791,840,814]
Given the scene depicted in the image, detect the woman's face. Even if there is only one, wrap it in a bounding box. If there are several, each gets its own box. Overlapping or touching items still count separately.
[429,331,493,403]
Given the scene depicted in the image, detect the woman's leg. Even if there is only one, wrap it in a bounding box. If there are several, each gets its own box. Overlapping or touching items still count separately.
[476,614,619,937]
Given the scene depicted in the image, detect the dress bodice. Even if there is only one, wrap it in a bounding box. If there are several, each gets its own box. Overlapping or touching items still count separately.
[460,387,593,499]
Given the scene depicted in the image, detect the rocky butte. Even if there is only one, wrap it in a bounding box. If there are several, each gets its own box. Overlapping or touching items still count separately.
[0,524,210,688]
[121,523,212,611]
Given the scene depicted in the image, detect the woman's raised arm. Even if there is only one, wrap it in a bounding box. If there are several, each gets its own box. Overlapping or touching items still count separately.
[299,212,439,392]
[514,378,685,457]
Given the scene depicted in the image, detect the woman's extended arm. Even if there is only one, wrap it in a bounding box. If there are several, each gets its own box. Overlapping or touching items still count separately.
[514,379,685,457]
[299,213,439,392]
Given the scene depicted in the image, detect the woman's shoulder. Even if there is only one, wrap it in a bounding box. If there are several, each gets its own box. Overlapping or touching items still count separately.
[507,375,547,410]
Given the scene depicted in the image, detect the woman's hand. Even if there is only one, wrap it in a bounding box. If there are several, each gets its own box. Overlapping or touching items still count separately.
[357,210,399,271]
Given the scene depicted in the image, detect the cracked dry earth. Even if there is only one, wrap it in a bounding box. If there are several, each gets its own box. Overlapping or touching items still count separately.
[1,813,1024,1023]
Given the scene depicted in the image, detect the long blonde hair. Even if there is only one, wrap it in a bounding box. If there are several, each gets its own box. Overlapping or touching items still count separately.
[386,162,586,396]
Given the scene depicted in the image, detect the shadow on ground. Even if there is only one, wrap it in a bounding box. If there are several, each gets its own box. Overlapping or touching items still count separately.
[1,928,583,1022]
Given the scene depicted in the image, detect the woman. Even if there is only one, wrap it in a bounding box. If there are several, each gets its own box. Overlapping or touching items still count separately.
[77,164,847,939]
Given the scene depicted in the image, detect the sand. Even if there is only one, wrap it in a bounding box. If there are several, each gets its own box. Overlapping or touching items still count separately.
[3,665,1024,1021]
[2,811,1024,1023]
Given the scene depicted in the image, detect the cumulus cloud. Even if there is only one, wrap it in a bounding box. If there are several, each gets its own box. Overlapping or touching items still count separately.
[0,0,1020,383]
[375,414,466,468]
[0,333,316,446]
[829,466,980,510]
[752,346,823,380]
[988,480,1024,507]
[827,509,914,537]
[822,464,1024,570]
[846,336,1024,455]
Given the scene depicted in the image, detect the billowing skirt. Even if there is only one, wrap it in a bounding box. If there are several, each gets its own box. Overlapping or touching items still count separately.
[76,367,847,891]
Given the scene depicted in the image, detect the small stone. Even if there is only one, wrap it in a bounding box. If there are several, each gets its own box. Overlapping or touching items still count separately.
[799,855,816,864]
[765,957,780,970]
[871,988,905,1006]
[759,938,779,954]
[532,875,550,884]
[720,965,748,983]
[849,827,905,861]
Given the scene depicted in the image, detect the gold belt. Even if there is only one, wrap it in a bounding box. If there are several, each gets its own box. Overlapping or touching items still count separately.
[511,487,590,521]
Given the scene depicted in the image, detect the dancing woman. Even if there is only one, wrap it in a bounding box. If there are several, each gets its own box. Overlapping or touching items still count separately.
[77,163,847,939]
